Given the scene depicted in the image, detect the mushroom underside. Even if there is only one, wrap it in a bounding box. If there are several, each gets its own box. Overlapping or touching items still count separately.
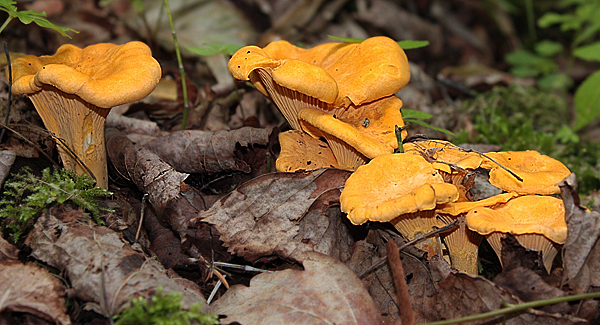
[29,85,110,189]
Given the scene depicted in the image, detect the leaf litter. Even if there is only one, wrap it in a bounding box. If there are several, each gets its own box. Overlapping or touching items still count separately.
[2,1,600,323]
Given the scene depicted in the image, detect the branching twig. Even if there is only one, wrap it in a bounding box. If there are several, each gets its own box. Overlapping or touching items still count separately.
[359,220,459,278]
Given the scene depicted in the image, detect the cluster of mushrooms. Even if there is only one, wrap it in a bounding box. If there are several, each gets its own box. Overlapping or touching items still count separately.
[7,37,571,275]
[229,36,572,275]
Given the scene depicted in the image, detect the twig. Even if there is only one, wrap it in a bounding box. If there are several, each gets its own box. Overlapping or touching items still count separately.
[1,43,12,143]
[386,239,414,325]
[162,0,189,130]
[409,139,523,182]
[359,220,459,278]
[206,275,224,305]
[214,261,273,274]
[421,291,600,325]
[135,193,149,242]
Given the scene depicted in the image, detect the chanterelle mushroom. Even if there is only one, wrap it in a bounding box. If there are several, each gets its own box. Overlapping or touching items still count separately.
[298,95,407,170]
[276,130,339,172]
[465,195,567,273]
[10,41,162,189]
[228,36,410,130]
[481,151,571,195]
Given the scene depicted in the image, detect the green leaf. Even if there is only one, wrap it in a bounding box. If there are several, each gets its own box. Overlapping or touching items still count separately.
[537,12,570,28]
[186,43,243,56]
[535,40,563,57]
[573,41,600,61]
[537,73,573,91]
[327,35,429,49]
[401,108,432,120]
[327,35,363,43]
[0,0,77,37]
[405,119,455,136]
[573,70,600,131]
[396,40,429,50]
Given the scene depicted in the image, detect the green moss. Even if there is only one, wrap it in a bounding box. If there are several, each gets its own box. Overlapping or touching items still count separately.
[453,84,600,194]
[114,286,218,325]
[0,166,112,242]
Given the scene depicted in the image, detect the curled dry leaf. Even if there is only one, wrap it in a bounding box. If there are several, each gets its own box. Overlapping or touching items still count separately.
[0,149,16,187]
[0,261,71,325]
[208,251,384,324]
[559,173,600,293]
[190,168,352,263]
[141,127,273,174]
[25,207,205,318]
[0,235,19,261]
[106,128,189,216]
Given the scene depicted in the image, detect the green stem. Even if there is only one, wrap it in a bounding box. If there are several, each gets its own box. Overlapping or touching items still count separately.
[421,291,600,325]
[162,0,189,130]
[0,16,14,35]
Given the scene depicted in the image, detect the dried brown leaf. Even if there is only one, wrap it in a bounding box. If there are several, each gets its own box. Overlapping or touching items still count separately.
[0,261,70,325]
[190,169,352,263]
[0,235,19,261]
[141,127,273,174]
[208,251,384,324]
[24,207,205,318]
[106,128,189,215]
[425,271,586,324]
[559,173,600,293]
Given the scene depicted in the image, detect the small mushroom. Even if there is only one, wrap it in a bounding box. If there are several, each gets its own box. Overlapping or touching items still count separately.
[435,193,517,274]
[340,153,459,256]
[228,36,410,130]
[276,130,339,172]
[10,42,161,189]
[465,195,567,273]
[481,151,571,195]
[298,95,407,170]
[341,153,459,224]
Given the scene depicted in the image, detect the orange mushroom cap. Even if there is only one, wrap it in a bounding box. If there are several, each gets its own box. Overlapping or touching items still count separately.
[298,95,407,170]
[10,42,161,189]
[228,36,410,129]
[340,153,459,225]
[276,130,339,172]
[481,151,571,195]
[403,140,484,173]
[11,42,161,108]
[465,195,567,273]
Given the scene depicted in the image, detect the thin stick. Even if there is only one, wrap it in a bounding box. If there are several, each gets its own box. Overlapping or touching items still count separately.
[162,0,189,130]
[410,139,523,182]
[359,220,459,278]
[421,291,600,325]
[386,239,414,325]
[135,193,149,242]
[1,42,13,143]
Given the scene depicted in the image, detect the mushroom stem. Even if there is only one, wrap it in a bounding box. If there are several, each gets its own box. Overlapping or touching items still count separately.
[438,215,483,275]
[29,86,110,189]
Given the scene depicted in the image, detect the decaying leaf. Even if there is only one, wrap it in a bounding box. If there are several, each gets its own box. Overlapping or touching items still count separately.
[190,168,352,263]
[494,267,570,314]
[0,235,19,261]
[0,261,71,325]
[346,229,432,325]
[425,269,586,324]
[208,251,384,324]
[25,206,206,318]
[106,128,189,216]
[0,149,16,187]
[559,173,600,293]
[141,127,273,174]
